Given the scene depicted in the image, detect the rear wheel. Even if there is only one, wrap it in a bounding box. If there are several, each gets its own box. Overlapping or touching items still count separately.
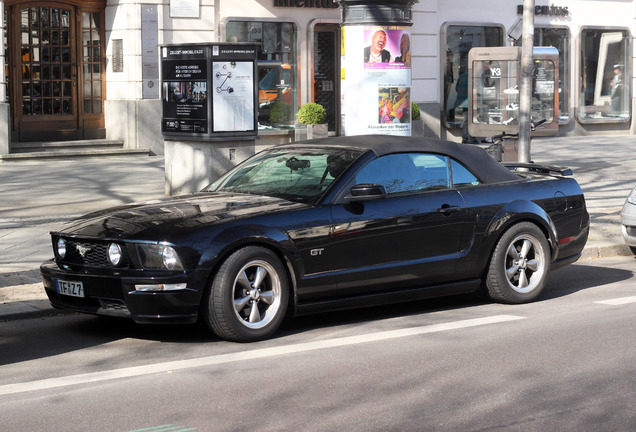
[486,222,550,304]
[204,246,288,342]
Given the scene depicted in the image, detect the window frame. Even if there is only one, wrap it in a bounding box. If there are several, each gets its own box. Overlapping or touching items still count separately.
[518,26,571,125]
[222,17,300,131]
[440,22,506,131]
[334,152,485,203]
[577,26,631,125]
[346,152,453,197]
[450,157,481,188]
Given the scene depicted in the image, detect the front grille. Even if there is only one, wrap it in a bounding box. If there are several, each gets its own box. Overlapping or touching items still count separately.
[56,237,130,268]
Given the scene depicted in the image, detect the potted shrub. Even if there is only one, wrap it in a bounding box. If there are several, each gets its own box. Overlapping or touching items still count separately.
[295,103,328,140]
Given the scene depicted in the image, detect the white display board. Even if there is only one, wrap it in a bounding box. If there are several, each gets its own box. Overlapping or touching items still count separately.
[212,61,255,132]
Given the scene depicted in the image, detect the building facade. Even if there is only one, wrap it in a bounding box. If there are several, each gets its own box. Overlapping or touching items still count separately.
[1,0,634,158]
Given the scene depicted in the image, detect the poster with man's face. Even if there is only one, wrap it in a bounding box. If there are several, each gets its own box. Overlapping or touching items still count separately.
[363,26,411,69]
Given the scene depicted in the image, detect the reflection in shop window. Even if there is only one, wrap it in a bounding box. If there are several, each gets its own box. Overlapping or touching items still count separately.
[442,24,504,129]
[82,12,102,114]
[471,59,519,127]
[532,59,556,124]
[515,27,569,123]
[579,28,630,122]
[226,21,297,130]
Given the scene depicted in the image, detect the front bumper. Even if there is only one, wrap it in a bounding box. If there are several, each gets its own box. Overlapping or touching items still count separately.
[621,201,636,247]
[40,259,203,324]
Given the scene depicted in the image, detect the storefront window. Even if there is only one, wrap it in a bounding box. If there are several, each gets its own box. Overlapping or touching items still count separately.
[579,28,630,123]
[531,58,557,125]
[226,21,297,130]
[442,24,504,129]
[515,27,570,123]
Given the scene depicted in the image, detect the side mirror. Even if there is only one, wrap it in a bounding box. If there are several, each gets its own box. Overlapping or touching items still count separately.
[345,184,387,202]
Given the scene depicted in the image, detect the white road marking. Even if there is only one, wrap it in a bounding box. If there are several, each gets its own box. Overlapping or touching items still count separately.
[594,296,636,306]
[0,314,524,396]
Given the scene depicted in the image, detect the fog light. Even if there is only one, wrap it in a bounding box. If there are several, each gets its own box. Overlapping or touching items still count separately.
[135,283,188,292]
[108,243,123,266]
[56,238,67,259]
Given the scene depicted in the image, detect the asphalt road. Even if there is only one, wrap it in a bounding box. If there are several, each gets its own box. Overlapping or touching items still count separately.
[1,256,635,431]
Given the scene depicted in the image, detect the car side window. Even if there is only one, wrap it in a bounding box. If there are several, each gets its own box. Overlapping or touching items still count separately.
[355,153,450,195]
[450,158,481,188]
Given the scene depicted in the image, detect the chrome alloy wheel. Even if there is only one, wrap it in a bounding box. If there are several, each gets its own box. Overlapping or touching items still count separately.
[504,233,547,294]
[232,259,282,329]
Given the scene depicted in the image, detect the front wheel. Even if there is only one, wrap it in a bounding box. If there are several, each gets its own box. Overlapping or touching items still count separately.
[486,222,550,304]
[630,246,636,255]
[204,246,288,342]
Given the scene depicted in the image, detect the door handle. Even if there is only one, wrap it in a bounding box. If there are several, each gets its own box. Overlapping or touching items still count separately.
[437,204,460,214]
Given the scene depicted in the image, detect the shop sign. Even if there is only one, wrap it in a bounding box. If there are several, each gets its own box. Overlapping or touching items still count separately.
[142,5,159,99]
[170,0,200,18]
[273,0,338,8]
[517,4,569,16]
[112,40,123,73]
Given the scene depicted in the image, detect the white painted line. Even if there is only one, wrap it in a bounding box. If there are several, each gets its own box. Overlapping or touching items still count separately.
[595,296,636,306]
[0,314,524,397]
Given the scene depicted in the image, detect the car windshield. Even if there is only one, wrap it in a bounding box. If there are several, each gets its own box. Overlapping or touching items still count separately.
[204,147,362,204]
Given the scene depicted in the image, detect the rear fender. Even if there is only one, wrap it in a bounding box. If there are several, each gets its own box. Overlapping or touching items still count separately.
[485,200,559,259]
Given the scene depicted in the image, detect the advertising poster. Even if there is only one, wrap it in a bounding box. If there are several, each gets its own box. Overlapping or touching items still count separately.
[364,26,411,69]
[378,87,411,124]
[212,61,255,132]
[162,47,208,134]
[342,25,412,136]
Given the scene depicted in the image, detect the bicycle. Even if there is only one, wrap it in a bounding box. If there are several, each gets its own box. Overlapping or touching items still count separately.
[485,118,547,162]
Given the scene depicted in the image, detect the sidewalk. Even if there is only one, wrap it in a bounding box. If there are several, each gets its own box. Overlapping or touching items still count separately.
[1,156,167,320]
[1,135,634,320]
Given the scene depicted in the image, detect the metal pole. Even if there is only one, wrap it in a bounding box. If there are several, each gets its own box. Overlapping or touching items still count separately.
[518,0,535,163]
[0,1,5,103]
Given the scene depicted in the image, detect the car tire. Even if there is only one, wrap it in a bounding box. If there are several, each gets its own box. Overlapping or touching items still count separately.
[486,222,550,304]
[630,246,636,255]
[204,246,288,342]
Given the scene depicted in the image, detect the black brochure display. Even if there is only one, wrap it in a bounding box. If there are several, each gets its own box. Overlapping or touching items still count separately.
[161,43,258,140]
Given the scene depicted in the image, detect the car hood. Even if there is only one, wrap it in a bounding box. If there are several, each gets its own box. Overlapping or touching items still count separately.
[54,192,308,240]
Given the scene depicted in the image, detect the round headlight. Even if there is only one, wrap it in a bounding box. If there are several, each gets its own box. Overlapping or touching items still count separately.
[56,238,67,259]
[162,246,179,270]
[108,243,122,266]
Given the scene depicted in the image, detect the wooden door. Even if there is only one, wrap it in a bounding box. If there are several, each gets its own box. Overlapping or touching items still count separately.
[7,1,105,142]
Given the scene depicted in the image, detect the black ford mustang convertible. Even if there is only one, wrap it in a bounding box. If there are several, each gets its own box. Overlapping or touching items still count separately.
[41,136,589,341]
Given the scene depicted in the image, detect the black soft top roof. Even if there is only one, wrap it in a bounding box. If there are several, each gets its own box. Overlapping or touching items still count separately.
[274,135,520,184]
